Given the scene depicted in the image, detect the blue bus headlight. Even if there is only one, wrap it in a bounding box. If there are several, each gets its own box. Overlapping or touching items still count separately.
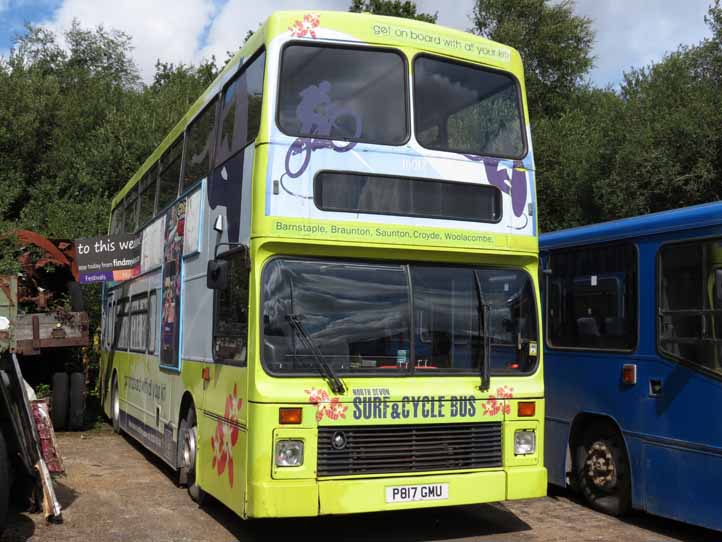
[275,440,304,466]
[514,430,536,455]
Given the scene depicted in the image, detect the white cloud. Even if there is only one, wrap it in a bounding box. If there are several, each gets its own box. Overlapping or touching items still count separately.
[197,0,345,65]
[35,0,714,86]
[417,0,475,32]
[572,0,713,85]
[41,0,218,81]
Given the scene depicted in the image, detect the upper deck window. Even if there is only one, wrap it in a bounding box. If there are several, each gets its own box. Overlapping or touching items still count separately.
[278,44,408,146]
[414,55,525,159]
[216,51,265,166]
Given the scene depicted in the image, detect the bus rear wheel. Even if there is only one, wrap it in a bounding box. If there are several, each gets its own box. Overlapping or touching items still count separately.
[574,422,631,516]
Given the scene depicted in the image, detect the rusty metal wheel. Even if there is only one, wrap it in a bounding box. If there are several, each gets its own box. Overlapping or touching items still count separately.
[574,422,631,516]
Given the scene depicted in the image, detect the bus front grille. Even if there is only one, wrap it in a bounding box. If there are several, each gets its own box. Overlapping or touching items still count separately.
[317,422,502,477]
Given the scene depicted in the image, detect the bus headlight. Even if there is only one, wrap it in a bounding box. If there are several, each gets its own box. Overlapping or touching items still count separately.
[275,440,304,466]
[514,430,536,455]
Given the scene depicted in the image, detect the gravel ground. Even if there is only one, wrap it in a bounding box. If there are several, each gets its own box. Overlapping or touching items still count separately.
[2,427,719,542]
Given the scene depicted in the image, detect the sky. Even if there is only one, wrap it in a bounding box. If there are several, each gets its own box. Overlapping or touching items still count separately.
[0,0,714,86]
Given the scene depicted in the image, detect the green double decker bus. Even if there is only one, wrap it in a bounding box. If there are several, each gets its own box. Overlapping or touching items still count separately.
[100,10,545,519]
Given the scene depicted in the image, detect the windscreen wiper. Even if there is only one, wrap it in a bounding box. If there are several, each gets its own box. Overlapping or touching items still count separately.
[474,272,491,391]
[286,313,346,395]
[479,303,491,391]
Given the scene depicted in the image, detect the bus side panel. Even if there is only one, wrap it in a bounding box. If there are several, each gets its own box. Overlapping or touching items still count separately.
[193,140,257,516]
[544,417,569,487]
[643,443,722,531]
[638,357,722,531]
[197,365,248,518]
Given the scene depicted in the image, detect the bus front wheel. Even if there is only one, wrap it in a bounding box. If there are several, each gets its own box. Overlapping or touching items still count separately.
[574,422,631,517]
[111,376,121,434]
[179,407,205,505]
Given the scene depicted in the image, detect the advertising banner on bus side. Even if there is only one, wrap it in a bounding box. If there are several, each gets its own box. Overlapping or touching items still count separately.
[74,234,142,283]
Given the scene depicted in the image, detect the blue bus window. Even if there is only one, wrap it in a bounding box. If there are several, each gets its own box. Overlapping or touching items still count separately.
[547,243,636,351]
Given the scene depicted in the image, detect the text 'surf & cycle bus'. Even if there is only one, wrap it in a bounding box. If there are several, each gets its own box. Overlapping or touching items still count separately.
[100,10,545,519]
[542,202,722,531]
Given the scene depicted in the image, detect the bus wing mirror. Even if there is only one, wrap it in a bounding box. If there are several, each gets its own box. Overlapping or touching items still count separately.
[207,259,229,290]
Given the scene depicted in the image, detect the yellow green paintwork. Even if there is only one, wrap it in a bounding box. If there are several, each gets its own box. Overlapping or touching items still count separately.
[101,10,545,520]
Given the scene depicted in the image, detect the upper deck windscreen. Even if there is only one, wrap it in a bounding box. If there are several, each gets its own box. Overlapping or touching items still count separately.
[414,56,525,159]
[278,44,408,145]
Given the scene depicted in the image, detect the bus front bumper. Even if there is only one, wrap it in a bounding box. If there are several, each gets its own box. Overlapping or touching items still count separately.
[246,466,546,517]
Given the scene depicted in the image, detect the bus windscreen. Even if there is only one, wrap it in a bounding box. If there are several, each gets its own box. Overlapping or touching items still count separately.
[414,55,525,159]
[278,44,408,145]
[262,259,537,376]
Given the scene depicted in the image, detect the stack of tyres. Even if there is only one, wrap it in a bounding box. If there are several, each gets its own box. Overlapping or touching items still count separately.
[51,372,85,430]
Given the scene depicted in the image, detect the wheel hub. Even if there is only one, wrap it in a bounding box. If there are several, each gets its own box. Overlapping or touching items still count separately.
[183,426,197,472]
[586,440,617,489]
[113,387,120,421]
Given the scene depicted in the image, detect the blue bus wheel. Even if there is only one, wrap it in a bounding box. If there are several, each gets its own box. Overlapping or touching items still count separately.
[574,422,631,517]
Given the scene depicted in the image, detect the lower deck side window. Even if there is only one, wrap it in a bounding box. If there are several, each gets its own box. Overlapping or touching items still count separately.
[546,243,637,351]
[213,250,250,365]
[659,238,722,375]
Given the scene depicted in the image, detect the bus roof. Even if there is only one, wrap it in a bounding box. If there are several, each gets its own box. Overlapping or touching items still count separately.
[111,10,523,210]
[540,200,722,250]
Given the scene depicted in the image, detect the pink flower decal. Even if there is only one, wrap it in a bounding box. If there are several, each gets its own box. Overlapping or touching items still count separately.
[289,13,320,38]
[482,386,514,416]
[305,387,348,421]
[210,383,243,486]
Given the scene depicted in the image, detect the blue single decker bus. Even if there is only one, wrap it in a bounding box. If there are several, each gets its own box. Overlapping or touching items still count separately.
[541,201,722,531]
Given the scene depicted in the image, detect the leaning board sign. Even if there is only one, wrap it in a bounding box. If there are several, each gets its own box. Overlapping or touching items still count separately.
[75,234,142,283]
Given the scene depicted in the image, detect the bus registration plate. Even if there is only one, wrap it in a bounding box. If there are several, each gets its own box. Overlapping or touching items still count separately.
[385,483,448,503]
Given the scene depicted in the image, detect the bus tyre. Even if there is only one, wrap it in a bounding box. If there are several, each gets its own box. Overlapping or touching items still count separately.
[574,422,631,517]
[69,372,86,430]
[66,281,84,312]
[111,376,121,434]
[51,372,69,431]
[0,430,9,535]
[179,407,204,505]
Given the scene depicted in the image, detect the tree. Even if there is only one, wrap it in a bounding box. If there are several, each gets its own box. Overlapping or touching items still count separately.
[595,46,722,219]
[471,0,594,119]
[349,0,437,23]
[0,22,216,239]
[537,2,722,230]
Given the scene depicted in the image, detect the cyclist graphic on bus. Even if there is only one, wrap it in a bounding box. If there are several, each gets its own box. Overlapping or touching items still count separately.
[464,154,528,219]
[284,80,362,181]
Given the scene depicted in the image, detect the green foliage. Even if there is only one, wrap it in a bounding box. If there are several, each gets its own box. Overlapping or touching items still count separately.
[349,0,437,23]
[472,0,594,119]
[35,383,51,399]
[472,0,722,232]
[0,22,218,240]
[0,236,22,275]
[534,88,624,231]
[0,22,221,349]
[0,2,720,265]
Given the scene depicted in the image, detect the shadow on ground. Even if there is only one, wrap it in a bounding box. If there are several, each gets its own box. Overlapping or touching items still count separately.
[547,484,720,542]
[1,506,36,542]
[123,429,532,541]
[198,494,531,542]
